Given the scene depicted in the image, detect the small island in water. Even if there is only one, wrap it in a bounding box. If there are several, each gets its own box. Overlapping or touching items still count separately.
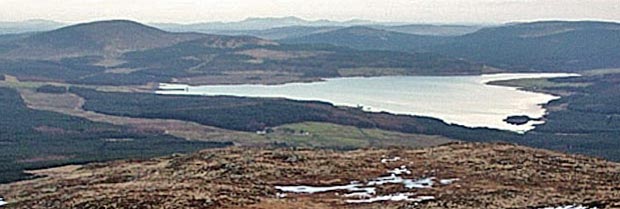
[158,73,578,133]
[504,115,542,126]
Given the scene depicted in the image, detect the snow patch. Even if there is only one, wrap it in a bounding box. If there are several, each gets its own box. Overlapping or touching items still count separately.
[387,165,412,175]
[275,161,461,204]
[367,174,435,189]
[275,184,375,195]
[0,198,7,207]
[275,158,461,204]
[439,178,460,185]
[344,192,373,198]
[380,156,401,163]
[346,193,434,203]
[540,205,598,209]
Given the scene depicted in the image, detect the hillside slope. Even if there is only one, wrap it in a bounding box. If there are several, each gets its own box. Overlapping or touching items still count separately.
[282,26,448,51]
[376,24,482,36]
[433,21,620,71]
[0,20,485,85]
[171,24,481,40]
[1,143,618,208]
[197,26,341,40]
[1,20,206,59]
[285,21,620,72]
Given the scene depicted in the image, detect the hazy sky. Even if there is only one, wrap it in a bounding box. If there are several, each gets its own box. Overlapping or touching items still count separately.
[1,0,619,24]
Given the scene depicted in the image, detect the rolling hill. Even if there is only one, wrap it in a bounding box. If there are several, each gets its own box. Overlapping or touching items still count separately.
[159,23,482,40]
[373,24,483,36]
[1,19,620,204]
[282,26,449,51]
[4,20,618,73]
[0,20,484,85]
[153,16,482,38]
[1,143,618,208]
[285,21,620,72]
[1,20,207,60]
[194,26,341,40]
[432,21,620,71]
[3,19,618,83]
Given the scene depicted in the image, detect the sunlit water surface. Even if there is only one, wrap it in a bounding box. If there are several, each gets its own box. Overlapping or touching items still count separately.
[157,73,579,132]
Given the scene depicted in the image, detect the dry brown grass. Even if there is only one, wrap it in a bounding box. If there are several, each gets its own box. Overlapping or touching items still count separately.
[1,143,618,209]
[18,89,267,145]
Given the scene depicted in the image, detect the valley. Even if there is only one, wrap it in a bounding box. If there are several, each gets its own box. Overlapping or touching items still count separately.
[0,76,461,183]
[156,73,577,132]
[1,17,620,208]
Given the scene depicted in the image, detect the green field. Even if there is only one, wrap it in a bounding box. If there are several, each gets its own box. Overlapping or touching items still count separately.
[487,77,591,90]
[267,122,454,149]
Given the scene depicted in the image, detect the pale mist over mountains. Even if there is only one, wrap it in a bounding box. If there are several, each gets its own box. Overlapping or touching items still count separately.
[0,16,485,37]
[0,19,66,34]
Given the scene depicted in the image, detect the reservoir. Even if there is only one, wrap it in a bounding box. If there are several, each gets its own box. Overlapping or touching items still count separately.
[157,73,578,132]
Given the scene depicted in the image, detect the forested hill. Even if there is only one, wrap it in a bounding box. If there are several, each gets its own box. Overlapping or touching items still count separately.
[285,21,620,72]
[0,20,206,59]
[0,20,485,86]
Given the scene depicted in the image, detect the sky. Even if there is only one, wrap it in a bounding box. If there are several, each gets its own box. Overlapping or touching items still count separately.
[1,0,619,24]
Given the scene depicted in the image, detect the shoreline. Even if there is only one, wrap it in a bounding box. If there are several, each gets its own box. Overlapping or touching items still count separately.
[158,72,580,89]
[156,73,578,133]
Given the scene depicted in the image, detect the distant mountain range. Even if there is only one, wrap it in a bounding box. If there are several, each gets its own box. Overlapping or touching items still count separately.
[0,17,483,38]
[281,26,449,51]
[187,26,341,40]
[0,20,483,85]
[0,16,375,35]
[1,19,619,85]
[152,16,378,32]
[285,21,620,72]
[373,24,483,36]
[202,24,483,40]
[152,16,483,38]
[0,19,65,34]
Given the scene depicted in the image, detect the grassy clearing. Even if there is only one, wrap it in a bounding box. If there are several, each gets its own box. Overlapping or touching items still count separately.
[0,75,47,89]
[0,73,154,93]
[18,88,267,145]
[267,122,454,149]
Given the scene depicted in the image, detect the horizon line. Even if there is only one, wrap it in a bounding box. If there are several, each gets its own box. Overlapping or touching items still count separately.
[2,16,620,26]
